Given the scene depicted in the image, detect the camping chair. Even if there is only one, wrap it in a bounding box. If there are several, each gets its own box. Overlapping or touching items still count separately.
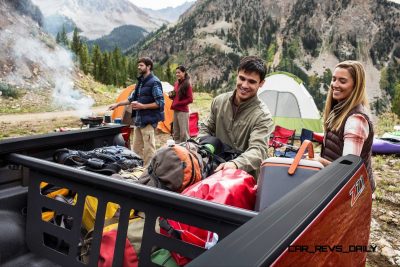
[290,128,315,157]
[268,125,296,157]
[300,128,324,144]
[274,128,323,158]
[300,128,314,144]
[313,132,324,144]
[170,112,200,138]
[189,112,200,137]
[274,128,315,158]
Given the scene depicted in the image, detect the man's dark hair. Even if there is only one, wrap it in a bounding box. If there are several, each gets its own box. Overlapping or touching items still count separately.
[238,56,266,81]
[138,57,154,71]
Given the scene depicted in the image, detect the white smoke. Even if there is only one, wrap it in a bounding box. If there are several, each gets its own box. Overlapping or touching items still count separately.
[1,24,94,117]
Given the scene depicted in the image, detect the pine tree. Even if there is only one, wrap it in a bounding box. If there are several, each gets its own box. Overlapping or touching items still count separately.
[128,57,138,81]
[91,45,102,81]
[101,52,108,84]
[165,62,173,84]
[112,47,123,85]
[113,47,122,68]
[71,27,81,55]
[79,43,90,74]
[60,25,69,47]
[103,52,115,85]
[153,64,164,81]
[56,32,61,44]
[120,56,128,87]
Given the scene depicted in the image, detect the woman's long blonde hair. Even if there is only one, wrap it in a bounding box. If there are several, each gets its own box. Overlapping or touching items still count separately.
[323,60,369,131]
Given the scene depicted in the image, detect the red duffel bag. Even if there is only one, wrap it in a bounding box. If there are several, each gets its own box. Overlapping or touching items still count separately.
[160,169,257,266]
[182,168,256,210]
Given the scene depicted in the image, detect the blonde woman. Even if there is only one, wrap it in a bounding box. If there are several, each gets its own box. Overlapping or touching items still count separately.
[317,61,375,191]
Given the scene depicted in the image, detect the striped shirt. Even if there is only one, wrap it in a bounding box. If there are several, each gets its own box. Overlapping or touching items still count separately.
[342,114,370,156]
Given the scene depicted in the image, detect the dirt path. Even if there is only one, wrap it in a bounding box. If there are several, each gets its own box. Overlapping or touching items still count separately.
[0,105,110,123]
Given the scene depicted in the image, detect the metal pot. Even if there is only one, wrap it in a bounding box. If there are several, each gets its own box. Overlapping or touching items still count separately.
[80,116,103,127]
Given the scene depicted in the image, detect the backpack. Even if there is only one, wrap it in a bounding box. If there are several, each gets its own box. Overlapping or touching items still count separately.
[158,138,240,178]
[137,143,203,192]
[136,137,243,192]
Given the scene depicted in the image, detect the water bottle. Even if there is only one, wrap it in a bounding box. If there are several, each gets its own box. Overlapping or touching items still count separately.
[204,143,215,154]
[166,139,175,147]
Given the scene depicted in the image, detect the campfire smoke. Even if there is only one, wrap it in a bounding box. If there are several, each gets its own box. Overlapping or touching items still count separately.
[1,23,94,117]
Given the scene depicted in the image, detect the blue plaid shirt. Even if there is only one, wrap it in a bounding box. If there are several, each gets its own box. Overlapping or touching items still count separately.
[128,75,164,128]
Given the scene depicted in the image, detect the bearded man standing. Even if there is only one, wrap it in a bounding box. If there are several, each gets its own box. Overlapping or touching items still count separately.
[109,57,164,166]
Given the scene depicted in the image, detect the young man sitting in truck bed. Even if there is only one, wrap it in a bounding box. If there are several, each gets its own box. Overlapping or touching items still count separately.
[199,56,274,179]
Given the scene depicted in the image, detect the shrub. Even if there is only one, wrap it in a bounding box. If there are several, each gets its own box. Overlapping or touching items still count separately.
[393,46,400,59]
[391,83,400,117]
[0,83,21,98]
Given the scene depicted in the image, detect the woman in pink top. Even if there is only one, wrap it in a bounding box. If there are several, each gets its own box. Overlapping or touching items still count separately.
[169,65,193,143]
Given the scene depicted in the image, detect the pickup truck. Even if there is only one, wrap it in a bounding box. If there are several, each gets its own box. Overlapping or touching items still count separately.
[0,125,373,266]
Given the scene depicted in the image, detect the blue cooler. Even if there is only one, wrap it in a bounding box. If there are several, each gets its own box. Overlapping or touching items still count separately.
[255,140,324,211]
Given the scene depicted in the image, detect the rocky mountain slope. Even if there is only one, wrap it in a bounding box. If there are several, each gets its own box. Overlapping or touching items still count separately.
[0,0,116,115]
[31,0,167,39]
[135,0,400,106]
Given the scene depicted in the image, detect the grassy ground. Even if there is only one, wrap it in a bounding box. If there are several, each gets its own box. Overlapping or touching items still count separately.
[0,92,212,140]
[0,74,118,115]
[0,117,81,139]
[366,112,400,266]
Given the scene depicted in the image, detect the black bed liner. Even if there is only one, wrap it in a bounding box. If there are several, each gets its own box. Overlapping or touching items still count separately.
[0,127,364,266]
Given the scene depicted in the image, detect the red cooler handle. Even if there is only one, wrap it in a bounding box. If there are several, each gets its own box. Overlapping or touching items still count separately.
[288,140,314,175]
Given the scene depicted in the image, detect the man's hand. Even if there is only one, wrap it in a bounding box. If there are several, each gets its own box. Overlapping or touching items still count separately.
[215,161,238,172]
[168,91,176,99]
[108,103,119,110]
[131,101,145,110]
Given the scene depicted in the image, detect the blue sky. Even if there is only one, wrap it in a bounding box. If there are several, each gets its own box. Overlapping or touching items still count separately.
[130,0,194,9]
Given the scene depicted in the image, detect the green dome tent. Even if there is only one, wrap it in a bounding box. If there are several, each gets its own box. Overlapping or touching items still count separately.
[257,73,322,133]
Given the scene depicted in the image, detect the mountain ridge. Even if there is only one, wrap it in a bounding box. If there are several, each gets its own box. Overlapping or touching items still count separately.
[142,1,196,23]
[31,0,166,39]
[87,25,148,52]
[133,0,400,110]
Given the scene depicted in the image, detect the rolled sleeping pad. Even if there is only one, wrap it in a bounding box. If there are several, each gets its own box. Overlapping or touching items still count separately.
[372,138,400,154]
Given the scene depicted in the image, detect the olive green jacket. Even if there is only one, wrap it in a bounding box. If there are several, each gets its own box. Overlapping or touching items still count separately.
[200,91,274,178]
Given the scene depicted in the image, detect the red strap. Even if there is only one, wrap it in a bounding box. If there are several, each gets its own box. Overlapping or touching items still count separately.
[288,140,314,175]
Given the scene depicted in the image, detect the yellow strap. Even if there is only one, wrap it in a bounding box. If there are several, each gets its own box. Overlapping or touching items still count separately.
[42,211,55,221]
